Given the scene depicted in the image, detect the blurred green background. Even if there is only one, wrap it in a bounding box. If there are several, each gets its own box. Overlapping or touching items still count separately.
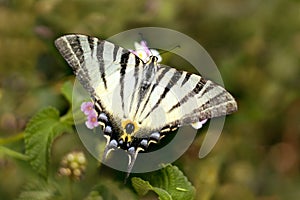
[0,0,299,199]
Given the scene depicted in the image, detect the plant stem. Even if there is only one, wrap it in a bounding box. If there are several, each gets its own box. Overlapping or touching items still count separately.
[0,132,24,145]
[60,110,74,125]
[0,146,29,160]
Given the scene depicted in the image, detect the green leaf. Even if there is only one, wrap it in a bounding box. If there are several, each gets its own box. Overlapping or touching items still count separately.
[17,180,62,200]
[152,188,172,200]
[131,177,152,196]
[24,107,73,178]
[132,164,195,200]
[84,191,104,200]
[132,177,172,200]
[61,80,73,104]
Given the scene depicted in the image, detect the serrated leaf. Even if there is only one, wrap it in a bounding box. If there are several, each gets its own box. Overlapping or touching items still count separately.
[24,107,73,178]
[61,81,73,104]
[152,187,172,200]
[132,164,195,200]
[155,165,195,200]
[131,177,172,200]
[131,177,152,196]
[17,180,62,200]
[132,177,172,200]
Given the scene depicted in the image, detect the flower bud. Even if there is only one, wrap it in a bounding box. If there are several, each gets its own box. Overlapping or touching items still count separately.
[58,151,87,180]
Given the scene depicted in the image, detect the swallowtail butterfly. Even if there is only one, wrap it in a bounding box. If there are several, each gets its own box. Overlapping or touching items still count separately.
[55,34,237,177]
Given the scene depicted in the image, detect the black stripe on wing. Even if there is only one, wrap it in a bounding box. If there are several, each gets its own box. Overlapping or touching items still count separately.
[181,82,238,124]
[142,69,183,121]
[95,39,108,89]
[129,57,142,113]
[55,35,97,95]
[181,72,191,86]
[136,67,170,119]
[87,36,95,56]
[70,35,85,64]
[113,45,120,62]
[120,51,130,117]
[168,77,206,113]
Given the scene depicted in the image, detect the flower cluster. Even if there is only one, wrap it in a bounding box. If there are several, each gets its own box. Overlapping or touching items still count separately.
[131,40,162,63]
[81,101,99,129]
[58,151,87,180]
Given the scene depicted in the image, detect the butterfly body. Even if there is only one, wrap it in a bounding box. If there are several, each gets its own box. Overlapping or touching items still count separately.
[55,34,237,175]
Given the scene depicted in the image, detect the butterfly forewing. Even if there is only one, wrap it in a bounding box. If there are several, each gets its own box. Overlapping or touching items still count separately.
[55,34,142,114]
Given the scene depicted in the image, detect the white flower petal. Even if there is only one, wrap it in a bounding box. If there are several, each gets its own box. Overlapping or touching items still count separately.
[150,49,162,62]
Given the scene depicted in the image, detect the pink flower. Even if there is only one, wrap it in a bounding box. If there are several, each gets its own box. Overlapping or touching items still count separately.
[81,102,94,116]
[81,101,99,129]
[191,119,208,129]
[200,119,208,126]
[132,41,162,63]
[139,40,152,56]
[85,111,99,129]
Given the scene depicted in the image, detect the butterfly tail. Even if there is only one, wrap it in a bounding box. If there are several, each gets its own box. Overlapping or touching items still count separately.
[124,148,139,183]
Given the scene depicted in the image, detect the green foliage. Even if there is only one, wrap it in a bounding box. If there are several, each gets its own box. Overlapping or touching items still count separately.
[24,107,73,178]
[191,156,222,200]
[84,191,104,200]
[60,81,73,105]
[85,179,137,200]
[17,180,62,200]
[0,145,29,160]
[132,178,172,200]
[132,164,195,200]
[17,82,196,199]
[1,0,300,199]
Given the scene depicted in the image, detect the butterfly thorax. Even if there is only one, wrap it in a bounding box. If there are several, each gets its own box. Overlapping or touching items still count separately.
[119,120,140,144]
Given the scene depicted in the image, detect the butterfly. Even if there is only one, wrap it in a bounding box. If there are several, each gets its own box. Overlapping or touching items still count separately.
[55,34,238,177]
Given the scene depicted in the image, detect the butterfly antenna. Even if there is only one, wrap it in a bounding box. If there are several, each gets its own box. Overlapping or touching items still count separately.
[138,32,146,42]
[159,44,181,56]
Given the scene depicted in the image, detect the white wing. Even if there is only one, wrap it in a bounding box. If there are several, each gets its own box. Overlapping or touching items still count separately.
[55,34,143,128]
[132,64,237,135]
[55,34,237,134]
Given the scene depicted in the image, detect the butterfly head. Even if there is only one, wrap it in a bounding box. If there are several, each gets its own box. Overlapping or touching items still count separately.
[148,55,159,64]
